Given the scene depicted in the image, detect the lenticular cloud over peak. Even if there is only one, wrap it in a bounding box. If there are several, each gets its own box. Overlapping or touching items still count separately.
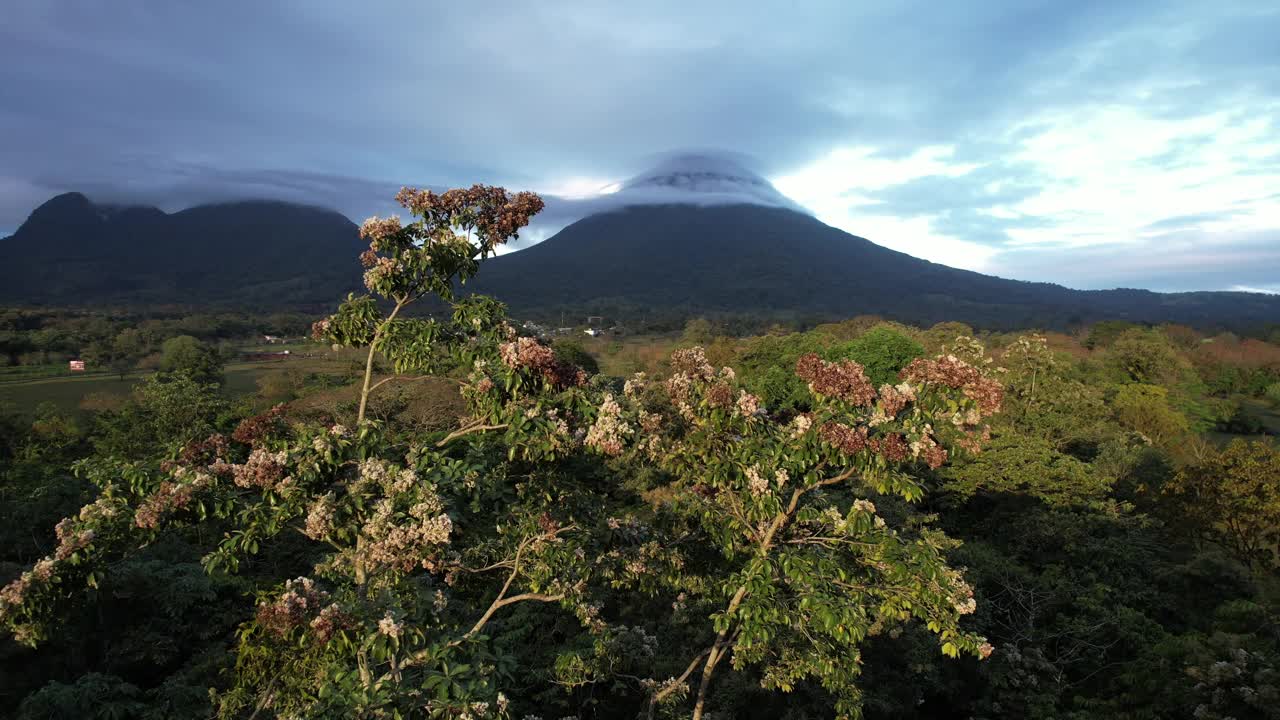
[607,151,808,213]
[518,151,811,248]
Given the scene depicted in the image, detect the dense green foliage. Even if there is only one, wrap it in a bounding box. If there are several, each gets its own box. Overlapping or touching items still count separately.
[2,189,1279,719]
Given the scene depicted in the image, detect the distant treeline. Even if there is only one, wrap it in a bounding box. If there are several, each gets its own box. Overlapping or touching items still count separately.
[0,308,316,368]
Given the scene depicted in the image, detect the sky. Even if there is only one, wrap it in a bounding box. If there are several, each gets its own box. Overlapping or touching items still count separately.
[1,0,1278,293]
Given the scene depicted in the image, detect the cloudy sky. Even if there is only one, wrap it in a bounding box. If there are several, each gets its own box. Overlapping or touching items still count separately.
[2,0,1278,292]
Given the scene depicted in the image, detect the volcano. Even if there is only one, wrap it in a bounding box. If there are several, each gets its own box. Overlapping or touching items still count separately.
[472,156,1280,330]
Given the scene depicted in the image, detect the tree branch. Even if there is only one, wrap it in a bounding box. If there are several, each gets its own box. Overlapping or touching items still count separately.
[367,374,439,394]
[435,423,508,447]
[647,646,713,719]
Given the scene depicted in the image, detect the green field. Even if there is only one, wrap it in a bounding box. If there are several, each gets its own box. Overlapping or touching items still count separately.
[0,352,358,415]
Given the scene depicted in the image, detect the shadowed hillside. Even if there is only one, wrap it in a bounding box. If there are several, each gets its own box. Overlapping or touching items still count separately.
[473,203,1280,330]
[0,192,363,308]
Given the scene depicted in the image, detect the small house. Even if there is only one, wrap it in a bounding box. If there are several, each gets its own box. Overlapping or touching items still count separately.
[69,360,86,372]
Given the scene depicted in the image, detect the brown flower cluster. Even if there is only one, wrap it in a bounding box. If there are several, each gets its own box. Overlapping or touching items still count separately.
[256,577,330,637]
[706,382,735,409]
[177,433,230,467]
[394,184,544,251]
[870,433,910,462]
[876,383,914,420]
[819,422,870,455]
[820,422,935,465]
[796,353,877,406]
[232,404,287,445]
[901,355,1003,414]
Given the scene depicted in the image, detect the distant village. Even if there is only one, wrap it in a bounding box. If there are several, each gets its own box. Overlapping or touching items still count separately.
[517,316,626,339]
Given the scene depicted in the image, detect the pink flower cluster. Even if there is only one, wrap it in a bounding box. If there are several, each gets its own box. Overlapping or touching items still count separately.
[669,347,716,381]
[256,576,330,637]
[0,558,56,616]
[499,336,586,389]
[909,432,948,469]
[232,447,290,492]
[500,336,555,371]
[362,256,403,293]
[309,603,353,643]
[359,215,404,245]
[623,372,647,398]
[360,496,453,573]
[393,184,544,251]
[53,518,95,560]
[310,317,331,341]
[303,493,336,540]
[943,567,977,615]
[135,469,214,529]
[736,390,762,419]
[796,354,877,407]
[790,413,814,438]
[378,611,404,638]
[586,394,633,457]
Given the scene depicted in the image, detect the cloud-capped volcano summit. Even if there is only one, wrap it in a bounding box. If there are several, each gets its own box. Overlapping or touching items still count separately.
[528,152,808,236]
[607,152,806,212]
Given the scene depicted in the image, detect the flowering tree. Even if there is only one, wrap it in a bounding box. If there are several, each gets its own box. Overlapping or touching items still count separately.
[314,184,545,423]
[0,186,1002,719]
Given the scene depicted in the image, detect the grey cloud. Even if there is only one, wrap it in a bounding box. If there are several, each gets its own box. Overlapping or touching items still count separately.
[990,228,1280,292]
[858,162,1046,217]
[852,161,1056,246]
[1142,212,1241,231]
[2,0,1279,293]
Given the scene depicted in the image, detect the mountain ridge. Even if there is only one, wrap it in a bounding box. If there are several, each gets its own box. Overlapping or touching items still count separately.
[0,192,364,309]
[1,191,1277,331]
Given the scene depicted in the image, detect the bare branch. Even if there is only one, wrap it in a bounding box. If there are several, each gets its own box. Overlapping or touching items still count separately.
[436,423,509,447]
